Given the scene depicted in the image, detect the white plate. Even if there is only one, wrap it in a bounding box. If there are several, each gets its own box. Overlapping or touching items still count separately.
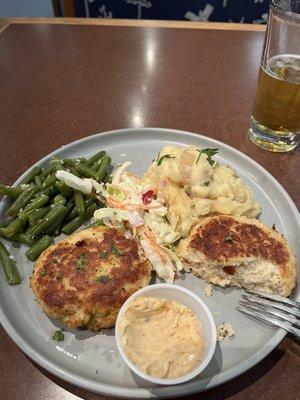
[0,128,299,399]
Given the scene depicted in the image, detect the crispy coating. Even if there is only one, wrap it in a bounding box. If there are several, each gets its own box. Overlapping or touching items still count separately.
[177,216,296,297]
[30,226,151,330]
[190,215,290,269]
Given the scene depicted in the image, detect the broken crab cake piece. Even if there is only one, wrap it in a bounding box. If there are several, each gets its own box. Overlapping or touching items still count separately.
[177,215,296,297]
[30,226,151,331]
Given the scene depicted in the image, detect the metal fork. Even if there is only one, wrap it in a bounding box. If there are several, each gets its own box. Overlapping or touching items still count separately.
[236,290,300,340]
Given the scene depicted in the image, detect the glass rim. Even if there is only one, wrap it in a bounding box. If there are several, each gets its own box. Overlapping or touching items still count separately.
[270,0,300,18]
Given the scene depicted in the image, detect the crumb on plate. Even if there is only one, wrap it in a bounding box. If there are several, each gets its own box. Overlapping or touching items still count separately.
[203,284,213,298]
[217,322,235,341]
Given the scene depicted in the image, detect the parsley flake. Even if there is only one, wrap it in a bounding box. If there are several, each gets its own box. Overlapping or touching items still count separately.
[111,243,123,256]
[157,154,175,166]
[196,148,218,165]
[204,181,210,186]
[99,250,108,259]
[52,329,64,342]
[40,270,46,277]
[76,254,86,270]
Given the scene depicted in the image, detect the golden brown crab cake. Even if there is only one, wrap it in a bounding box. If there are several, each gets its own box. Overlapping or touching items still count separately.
[177,215,296,297]
[30,226,151,330]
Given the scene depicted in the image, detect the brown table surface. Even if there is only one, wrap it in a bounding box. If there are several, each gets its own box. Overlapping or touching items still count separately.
[0,18,299,400]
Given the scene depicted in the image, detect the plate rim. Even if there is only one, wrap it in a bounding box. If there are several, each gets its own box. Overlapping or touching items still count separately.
[1,127,298,399]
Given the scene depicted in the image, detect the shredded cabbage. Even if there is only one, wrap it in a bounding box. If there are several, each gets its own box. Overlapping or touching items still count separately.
[163,247,183,271]
[140,238,175,283]
[94,208,129,221]
[56,171,92,194]
[94,208,144,228]
[83,178,104,194]
[106,184,125,202]
[112,161,132,185]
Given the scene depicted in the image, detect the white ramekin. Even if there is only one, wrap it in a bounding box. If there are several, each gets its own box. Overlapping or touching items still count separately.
[115,283,217,385]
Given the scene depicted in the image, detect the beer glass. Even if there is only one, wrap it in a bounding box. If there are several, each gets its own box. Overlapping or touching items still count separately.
[249,0,300,152]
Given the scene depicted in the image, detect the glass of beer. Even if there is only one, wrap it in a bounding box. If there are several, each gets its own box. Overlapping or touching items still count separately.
[249,0,300,152]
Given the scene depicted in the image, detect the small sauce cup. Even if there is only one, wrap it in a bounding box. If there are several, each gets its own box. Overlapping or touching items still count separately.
[115,283,217,385]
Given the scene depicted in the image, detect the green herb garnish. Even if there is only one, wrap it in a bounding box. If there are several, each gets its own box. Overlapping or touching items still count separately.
[224,235,234,243]
[157,154,175,166]
[204,181,210,186]
[76,254,86,270]
[40,270,46,277]
[111,243,123,256]
[52,329,64,342]
[196,148,218,165]
[99,250,108,259]
[96,275,110,284]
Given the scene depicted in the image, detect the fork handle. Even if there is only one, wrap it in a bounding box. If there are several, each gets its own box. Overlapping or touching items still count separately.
[290,326,300,340]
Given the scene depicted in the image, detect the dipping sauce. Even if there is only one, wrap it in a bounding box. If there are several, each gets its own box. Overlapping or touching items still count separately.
[119,296,204,379]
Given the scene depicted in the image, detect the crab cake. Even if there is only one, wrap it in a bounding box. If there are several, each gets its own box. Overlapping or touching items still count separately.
[177,215,296,297]
[30,226,151,330]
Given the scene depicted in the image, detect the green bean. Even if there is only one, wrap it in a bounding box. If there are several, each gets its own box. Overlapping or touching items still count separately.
[0,241,21,284]
[0,219,14,228]
[65,206,78,223]
[62,159,75,167]
[54,194,66,205]
[45,219,63,236]
[39,170,49,182]
[68,167,82,177]
[34,175,43,189]
[86,151,106,167]
[63,158,86,167]
[0,184,23,199]
[50,159,64,171]
[6,184,38,217]
[91,155,105,171]
[27,207,51,225]
[37,185,59,197]
[62,203,97,235]
[43,173,57,189]
[55,181,73,198]
[27,205,67,239]
[65,198,75,212]
[0,230,34,246]
[19,195,49,221]
[22,166,42,185]
[74,191,85,216]
[45,208,69,235]
[25,235,54,261]
[103,172,111,183]
[0,218,25,238]
[97,155,111,182]
[84,197,96,208]
[49,199,75,235]
[75,163,99,181]
[65,197,95,222]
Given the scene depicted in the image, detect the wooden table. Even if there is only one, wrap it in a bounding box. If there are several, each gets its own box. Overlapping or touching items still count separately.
[0,18,299,400]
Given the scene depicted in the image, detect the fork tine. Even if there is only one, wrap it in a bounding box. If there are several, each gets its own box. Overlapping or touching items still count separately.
[238,300,300,328]
[245,290,300,309]
[241,294,300,318]
[236,305,300,340]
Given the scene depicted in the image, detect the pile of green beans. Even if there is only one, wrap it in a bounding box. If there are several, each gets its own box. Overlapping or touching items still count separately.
[0,150,111,284]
